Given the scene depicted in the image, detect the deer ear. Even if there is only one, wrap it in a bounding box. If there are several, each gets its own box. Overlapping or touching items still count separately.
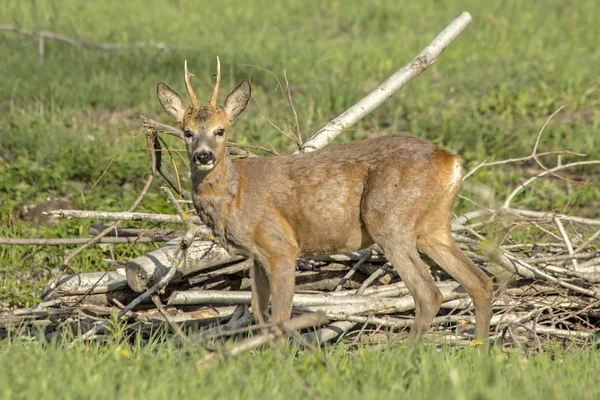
[223,81,251,123]
[157,83,187,123]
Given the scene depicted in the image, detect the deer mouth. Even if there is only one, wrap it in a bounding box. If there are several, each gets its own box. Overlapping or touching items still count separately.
[196,161,215,171]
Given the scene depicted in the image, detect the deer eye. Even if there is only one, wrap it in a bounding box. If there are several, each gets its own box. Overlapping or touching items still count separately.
[183,129,193,138]
[214,128,225,137]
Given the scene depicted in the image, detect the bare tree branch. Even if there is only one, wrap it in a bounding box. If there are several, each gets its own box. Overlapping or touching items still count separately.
[298,11,473,152]
[0,24,192,53]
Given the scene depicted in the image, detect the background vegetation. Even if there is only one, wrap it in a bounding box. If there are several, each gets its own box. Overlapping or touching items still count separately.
[0,1,599,398]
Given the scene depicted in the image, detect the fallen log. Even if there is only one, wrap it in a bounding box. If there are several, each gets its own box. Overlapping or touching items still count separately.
[41,269,140,306]
[124,237,244,292]
[44,270,128,298]
[168,284,468,315]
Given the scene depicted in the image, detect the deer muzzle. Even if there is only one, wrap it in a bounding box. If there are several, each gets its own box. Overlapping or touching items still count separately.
[193,150,215,170]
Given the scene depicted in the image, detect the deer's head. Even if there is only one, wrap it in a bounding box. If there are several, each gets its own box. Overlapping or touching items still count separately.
[157,59,251,173]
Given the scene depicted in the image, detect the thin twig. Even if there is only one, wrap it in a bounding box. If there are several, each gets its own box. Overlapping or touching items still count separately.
[197,313,329,366]
[140,115,183,138]
[44,209,202,225]
[574,228,600,254]
[357,262,391,295]
[91,148,121,189]
[0,236,175,245]
[1,24,192,52]
[227,141,277,156]
[151,294,189,345]
[333,250,371,291]
[463,105,581,181]
[555,218,578,270]
[502,160,600,209]
[251,96,299,145]
[87,224,182,238]
[242,64,294,141]
[154,134,191,200]
[522,253,596,265]
[161,187,195,232]
[283,69,302,145]
[503,253,600,299]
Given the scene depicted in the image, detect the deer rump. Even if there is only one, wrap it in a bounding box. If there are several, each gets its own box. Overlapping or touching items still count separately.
[197,134,461,258]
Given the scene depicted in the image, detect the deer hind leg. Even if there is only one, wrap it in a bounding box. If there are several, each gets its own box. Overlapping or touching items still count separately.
[417,230,493,344]
[375,234,443,345]
[250,259,271,324]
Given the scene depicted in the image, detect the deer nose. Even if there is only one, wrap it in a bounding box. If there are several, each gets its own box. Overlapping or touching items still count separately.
[193,151,215,165]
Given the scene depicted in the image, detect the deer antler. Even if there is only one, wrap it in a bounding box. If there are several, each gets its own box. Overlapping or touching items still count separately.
[209,56,221,108]
[184,60,200,109]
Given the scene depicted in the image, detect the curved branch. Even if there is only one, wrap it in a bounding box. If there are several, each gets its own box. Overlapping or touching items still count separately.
[502,160,600,209]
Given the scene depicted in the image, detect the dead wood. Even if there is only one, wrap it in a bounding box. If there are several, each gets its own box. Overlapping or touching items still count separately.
[125,237,243,292]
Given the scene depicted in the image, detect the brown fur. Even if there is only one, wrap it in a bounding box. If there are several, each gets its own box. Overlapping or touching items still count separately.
[157,69,493,345]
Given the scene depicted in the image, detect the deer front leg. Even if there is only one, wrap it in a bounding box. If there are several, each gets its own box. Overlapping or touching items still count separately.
[261,252,297,323]
[250,258,271,324]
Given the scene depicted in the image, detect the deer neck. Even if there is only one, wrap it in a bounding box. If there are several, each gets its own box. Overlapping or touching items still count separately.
[191,153,239,241]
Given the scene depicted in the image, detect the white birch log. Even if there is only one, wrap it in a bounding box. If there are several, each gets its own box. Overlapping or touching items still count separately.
[44,270,128,299]
[329,280,460,298]
[125,237,244,292]
[42,269,140,306]
[306,286,467,315]
[297,11,472,153]
[45,209,203,225]
[168,290,376,307]
[168,284,467,315]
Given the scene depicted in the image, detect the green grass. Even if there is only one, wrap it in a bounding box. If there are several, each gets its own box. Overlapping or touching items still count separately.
[1,333,599,400]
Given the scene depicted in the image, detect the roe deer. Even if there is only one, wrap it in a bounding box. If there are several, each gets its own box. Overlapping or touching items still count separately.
[156,60,493,345]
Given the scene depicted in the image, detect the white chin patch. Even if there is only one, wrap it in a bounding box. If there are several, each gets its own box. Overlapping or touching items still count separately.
[196,162,215,171]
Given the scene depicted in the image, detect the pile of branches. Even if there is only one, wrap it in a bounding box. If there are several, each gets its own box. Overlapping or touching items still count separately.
[3,198,599,350]
[2,12,599,354]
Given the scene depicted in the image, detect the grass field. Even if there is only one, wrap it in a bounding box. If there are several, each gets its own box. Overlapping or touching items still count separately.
[1,1,599,398]
[2,334,600,400]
